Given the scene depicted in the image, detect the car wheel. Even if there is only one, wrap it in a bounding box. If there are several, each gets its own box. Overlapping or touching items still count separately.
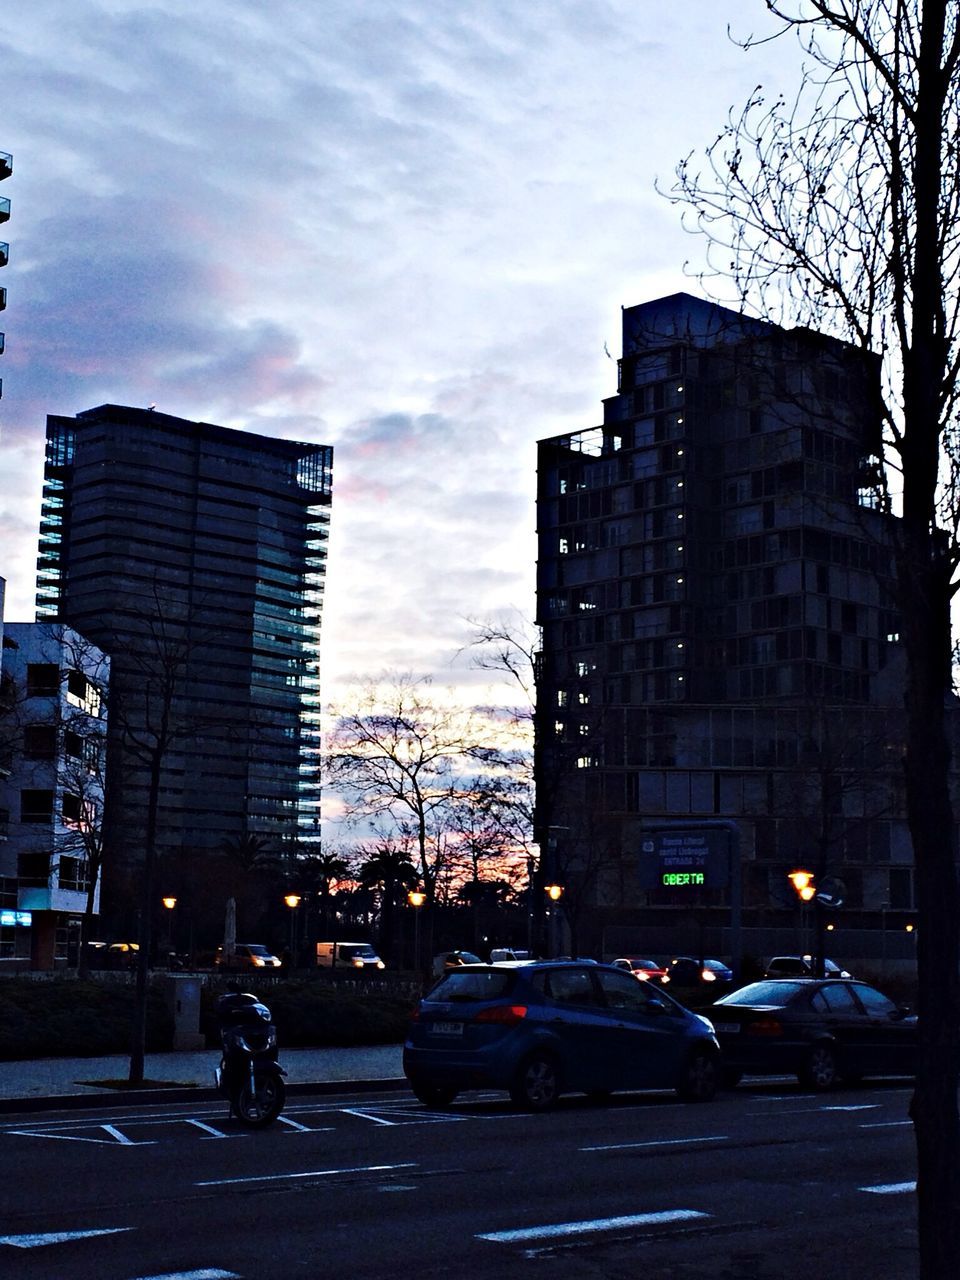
[676,1049,719,1102]
[409,1079,458,1108]
[799,1043,837,1090]
[510,1053,561,1111]
[721,1066,743,1089]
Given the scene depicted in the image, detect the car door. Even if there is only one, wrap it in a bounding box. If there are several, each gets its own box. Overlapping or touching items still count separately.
[813,981,869,1075]
[593,968,687,1090]
[537,967,610,1091]
[847,983,917,1075]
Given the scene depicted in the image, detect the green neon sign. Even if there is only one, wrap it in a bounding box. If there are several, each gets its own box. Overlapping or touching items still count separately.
[661,872,706,887]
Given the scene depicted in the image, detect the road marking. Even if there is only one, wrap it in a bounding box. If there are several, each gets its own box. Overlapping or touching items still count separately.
[860,1181,916,1195]
[860,1120,912,1129]
[129,1271,239,1280]
[821,1105,879,1112]
[0,1227,133,1248]
[184,1119,237,1138]
[277,1115,329,1133]
[581,1135,728,1152]
[5,1125,155,1147]
[477,1209,710,1243]
[196,1161,418,1187]
[341,1108,399,1126]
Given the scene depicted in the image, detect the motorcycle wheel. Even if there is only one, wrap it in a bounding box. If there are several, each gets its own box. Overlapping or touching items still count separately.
[231,1072,286,1128]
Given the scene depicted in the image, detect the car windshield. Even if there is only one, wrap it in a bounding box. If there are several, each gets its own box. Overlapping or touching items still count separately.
[341,945,375,959]
[717,981,807,1007]
[428,970,515,1002]
[246,945,271,956]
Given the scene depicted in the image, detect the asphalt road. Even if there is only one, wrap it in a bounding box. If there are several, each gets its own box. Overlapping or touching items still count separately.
[0,1078,918,1280]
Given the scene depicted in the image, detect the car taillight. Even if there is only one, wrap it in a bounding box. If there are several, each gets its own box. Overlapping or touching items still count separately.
[474,1005,528,1026]
[747,1018,784,1037]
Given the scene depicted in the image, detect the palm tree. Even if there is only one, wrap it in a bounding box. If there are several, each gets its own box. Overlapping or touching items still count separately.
[357,841,418,964]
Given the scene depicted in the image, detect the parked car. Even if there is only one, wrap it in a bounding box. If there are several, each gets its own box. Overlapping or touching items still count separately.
[661,957,734,993]
[709,978,917,1089]
[764,955,852,980]
[431,950,485,978]
[489,948,533,964]
[611,957,668,983]
[403,959,721,1110]
[215,943,282,971]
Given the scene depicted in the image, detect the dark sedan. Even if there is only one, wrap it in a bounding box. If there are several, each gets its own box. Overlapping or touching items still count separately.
[710,978,917,1090]
[403,960,720,1110]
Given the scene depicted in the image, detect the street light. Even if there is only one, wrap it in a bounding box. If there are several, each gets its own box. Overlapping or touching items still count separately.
[788,870,816,902]
[284,893,301,968]
[544,884,564,956]
[408,889,426,973]
[161,896,177,966]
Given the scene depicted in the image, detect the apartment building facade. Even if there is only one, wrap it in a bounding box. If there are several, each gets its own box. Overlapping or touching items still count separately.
[0,622,108,969]
[534,294,941,964]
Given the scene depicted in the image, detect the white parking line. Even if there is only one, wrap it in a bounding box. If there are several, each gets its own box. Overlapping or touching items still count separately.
[860,1181,916,1195]
[477,1210,710,1243]
[581,1136,729,1152]
[128,1271,239,1280]
[196,1162,418,1187]
[0,1228,133,1249]
[341,1108,399,1126]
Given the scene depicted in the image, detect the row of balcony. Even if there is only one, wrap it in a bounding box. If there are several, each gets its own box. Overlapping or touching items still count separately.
[1,151,7,380]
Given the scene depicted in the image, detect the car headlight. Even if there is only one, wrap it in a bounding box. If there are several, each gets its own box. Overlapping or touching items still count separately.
[252,956,265,967]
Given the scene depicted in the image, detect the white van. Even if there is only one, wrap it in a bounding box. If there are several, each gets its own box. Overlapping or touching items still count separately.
[315,941,385,970]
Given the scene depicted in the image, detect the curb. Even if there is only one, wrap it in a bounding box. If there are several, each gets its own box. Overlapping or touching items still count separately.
[0,1076,409,1115]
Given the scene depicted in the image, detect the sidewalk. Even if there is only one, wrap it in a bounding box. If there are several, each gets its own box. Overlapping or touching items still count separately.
[0,1043,406,1111]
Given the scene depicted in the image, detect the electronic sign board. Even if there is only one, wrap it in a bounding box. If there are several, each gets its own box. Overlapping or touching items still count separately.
[638,828,730,891]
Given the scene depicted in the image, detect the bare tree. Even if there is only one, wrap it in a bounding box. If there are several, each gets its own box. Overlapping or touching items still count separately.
[109,590,210,1084]
[325,675,500,902]
[666,5,960,1271]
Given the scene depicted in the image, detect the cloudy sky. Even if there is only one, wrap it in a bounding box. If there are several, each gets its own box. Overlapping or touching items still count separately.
[0,0,800,706]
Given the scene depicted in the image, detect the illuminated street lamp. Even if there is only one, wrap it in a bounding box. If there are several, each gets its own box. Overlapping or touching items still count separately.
[284,893,301,967]
[161,895,177,965]
[408,889,426,972]
[544,884,564,956]
[788,870,816,902]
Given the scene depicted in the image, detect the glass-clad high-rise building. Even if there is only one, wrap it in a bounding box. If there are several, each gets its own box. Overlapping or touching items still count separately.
[36,405,332,930]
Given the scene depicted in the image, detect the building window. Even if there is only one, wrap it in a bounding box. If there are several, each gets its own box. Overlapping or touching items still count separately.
[24,724,57,759]
[62,793,83,826]
[20,789,54,823]
[57,856,87,891]
[67,670,102,716]
[27,664,59,696]
[18,852,51,882]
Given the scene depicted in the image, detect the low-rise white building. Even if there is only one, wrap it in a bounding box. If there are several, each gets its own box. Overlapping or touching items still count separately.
[0,622,109,969]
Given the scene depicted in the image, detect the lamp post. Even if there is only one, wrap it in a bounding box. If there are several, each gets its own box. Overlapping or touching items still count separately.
[284,893,301,968]
[787,869,816,962]
[544,883,564,957]
[161,896,177,967]
[408,889,426,973]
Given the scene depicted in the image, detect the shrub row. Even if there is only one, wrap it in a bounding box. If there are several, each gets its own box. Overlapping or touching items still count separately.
[0,977,417,1060]
[0,980,173,1061]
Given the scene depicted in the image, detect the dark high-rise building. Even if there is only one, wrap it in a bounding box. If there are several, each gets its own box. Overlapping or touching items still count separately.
[534,294,931,965]
[36,405,332,934]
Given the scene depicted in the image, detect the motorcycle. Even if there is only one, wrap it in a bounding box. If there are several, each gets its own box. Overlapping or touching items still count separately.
[214,987,287,1127]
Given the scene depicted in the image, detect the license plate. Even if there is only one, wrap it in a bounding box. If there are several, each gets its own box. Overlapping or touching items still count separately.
[430,1021,464,1037]
[714,1023,740,1036]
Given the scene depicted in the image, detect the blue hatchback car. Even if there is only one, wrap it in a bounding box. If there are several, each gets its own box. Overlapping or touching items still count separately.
[403,960,720,1110]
